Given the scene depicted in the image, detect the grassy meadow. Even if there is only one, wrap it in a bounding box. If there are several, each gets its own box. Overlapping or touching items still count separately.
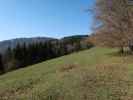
[0,47,133,100]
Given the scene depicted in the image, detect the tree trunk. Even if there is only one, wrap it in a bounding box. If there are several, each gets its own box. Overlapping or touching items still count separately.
[120,47,124,54]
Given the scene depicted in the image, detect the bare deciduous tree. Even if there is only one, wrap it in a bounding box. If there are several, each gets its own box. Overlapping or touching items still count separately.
[90,0,133,52]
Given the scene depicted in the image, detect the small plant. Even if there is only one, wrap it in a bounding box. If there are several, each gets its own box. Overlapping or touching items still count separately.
[59,64,78,72]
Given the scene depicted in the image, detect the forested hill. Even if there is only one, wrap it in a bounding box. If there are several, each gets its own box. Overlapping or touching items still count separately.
[0,35,93,74]
[62,35,89,40]
[0,35,89,53]
[0,37,56,53]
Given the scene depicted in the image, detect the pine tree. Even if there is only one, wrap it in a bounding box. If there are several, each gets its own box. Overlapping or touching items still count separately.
[0,53,4,73]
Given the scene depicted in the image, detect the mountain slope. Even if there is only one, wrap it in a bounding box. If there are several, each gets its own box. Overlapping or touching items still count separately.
[0,47,133,100]
[0,37,56,53]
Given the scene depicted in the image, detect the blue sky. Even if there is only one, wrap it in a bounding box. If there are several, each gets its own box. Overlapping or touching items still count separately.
[0,0,94,41]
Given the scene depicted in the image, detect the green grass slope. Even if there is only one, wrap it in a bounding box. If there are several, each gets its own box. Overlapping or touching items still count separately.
[0,47,133,100]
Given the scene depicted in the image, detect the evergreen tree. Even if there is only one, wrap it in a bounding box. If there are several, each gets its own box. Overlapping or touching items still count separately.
[0,53,4,73]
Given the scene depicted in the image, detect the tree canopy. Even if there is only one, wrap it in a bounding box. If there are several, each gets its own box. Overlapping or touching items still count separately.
[90,0,133,52]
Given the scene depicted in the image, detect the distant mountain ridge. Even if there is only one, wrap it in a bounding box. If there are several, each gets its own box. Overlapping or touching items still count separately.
[0,35,89,53]
[0,37,57,53]
[61,35,89,42]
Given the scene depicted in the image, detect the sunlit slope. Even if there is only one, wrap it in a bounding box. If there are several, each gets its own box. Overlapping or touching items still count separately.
[0,47,133,100]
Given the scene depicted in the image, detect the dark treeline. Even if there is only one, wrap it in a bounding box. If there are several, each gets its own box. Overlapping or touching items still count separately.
[0,37,93,74]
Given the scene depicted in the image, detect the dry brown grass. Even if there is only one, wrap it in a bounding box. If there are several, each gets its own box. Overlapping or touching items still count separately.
[59,63,79,72]
[78,64,133,100]
[0,48,133,100]
[0,63,133,100]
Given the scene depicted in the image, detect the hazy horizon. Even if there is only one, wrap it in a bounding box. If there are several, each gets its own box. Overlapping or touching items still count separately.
[0,34,90,42]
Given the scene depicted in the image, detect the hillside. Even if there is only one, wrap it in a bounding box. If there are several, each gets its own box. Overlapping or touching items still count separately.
[0,47,133,100]
[0,35,92,74]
